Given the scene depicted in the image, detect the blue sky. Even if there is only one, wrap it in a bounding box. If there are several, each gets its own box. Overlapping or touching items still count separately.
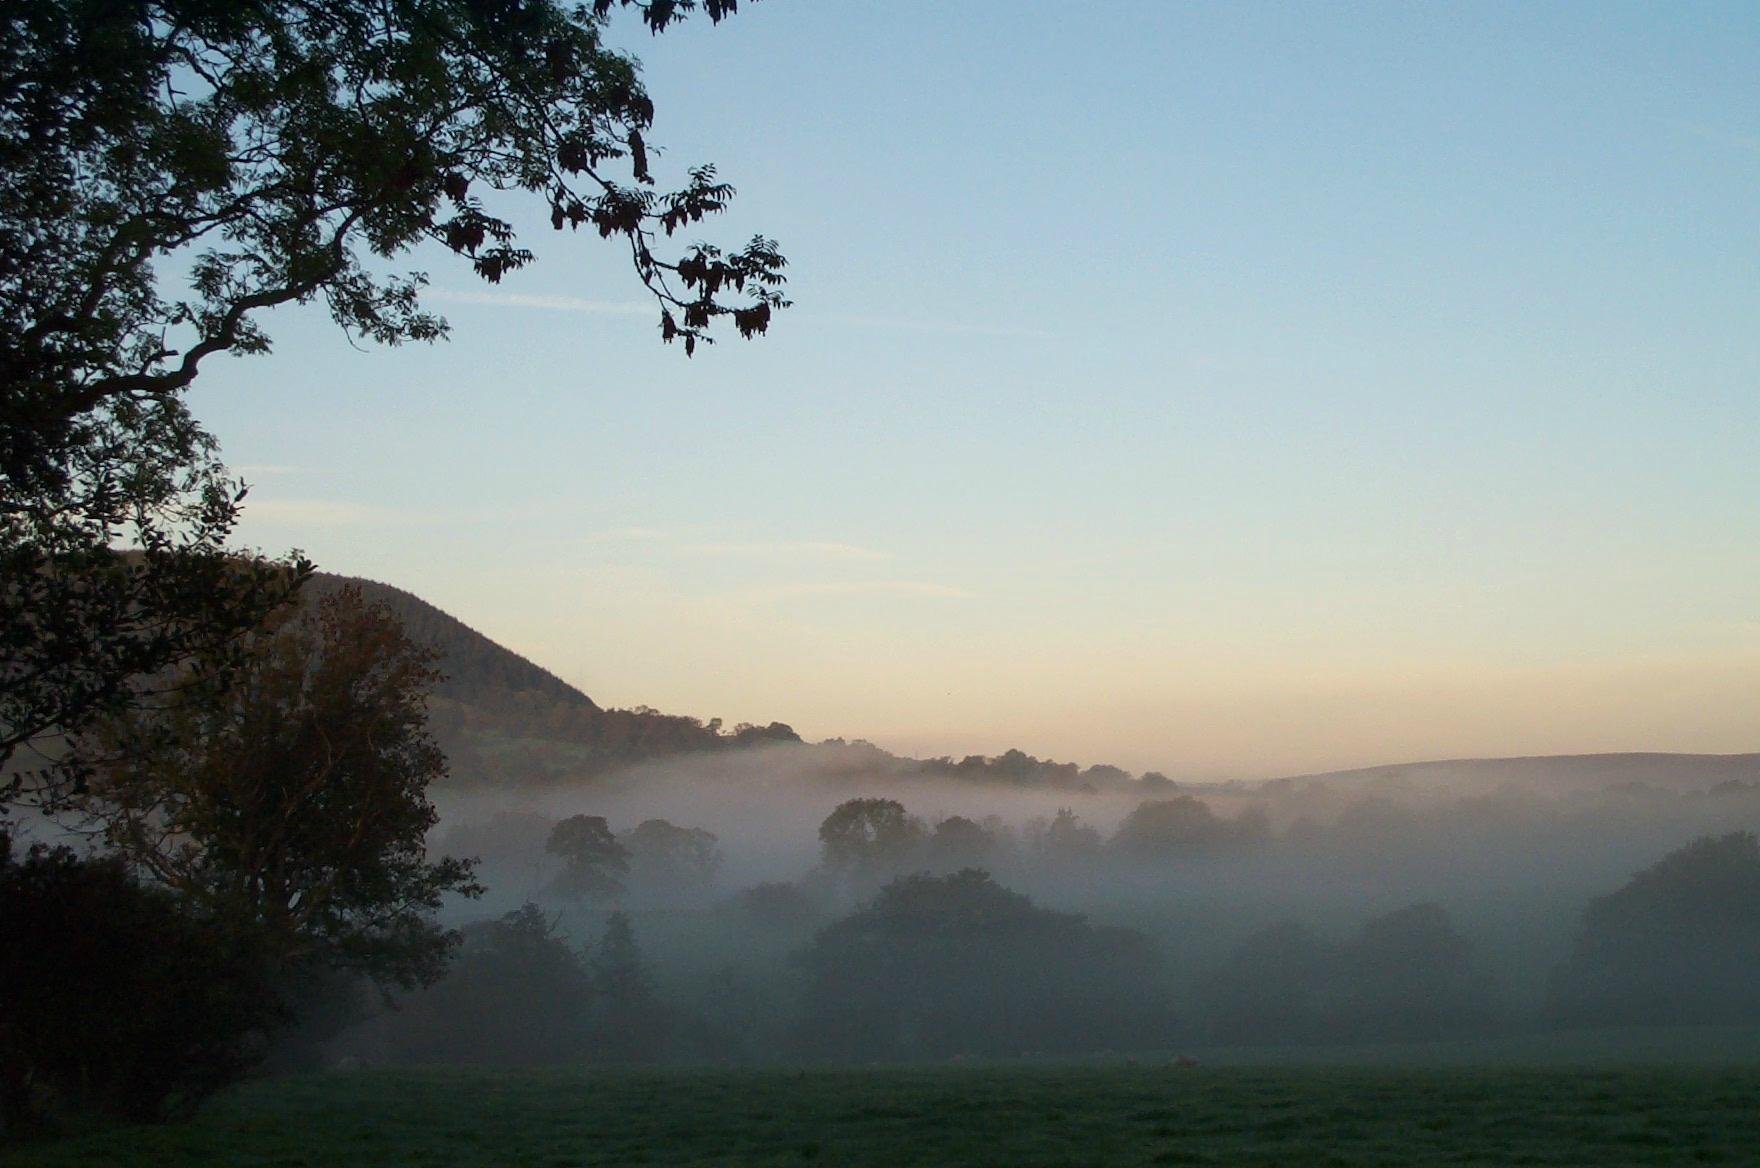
[190,1,1760,777]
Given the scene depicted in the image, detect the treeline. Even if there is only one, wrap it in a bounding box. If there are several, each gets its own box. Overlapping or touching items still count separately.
[335,797,1760,1069]
[911,749,1169,792]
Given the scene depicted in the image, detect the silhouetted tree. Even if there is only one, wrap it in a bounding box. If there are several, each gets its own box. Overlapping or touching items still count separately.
[1326,903,1498,1041]
[1111,796,1269,861]
[1111,796,1229,859]
[1030,807,1104,867]
[77,585,479,990]
[1547,832,1760,1027]
[546,815,630,903]
[729,721,803,746]
[925,815,997,872]
[591,911,669,1063]
[623,818,721,900]
[1080,764,1132,789]
[817,798,925,880]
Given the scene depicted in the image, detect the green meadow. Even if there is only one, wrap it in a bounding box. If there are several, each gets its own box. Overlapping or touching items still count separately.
[10,1063,1760,1168]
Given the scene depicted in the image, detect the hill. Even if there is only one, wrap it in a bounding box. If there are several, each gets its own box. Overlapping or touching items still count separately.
[308,573,800,788]
[1258,753,1760,799]
[310,573,598,712]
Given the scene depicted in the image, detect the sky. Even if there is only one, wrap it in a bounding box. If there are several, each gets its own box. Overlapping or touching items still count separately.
[188,1,1760,780]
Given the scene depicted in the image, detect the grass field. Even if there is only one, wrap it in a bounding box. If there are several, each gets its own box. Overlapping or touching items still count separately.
[9,1062,1760,1167]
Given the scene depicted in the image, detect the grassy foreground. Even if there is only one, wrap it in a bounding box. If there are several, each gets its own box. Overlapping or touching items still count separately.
[8,1064,1760,1167]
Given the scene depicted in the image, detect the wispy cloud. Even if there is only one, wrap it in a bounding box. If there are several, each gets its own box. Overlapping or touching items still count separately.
[811,312,1055,341]
[428,288,654,316]
[736,580,975,603]
[686,540,892,562]
[243,499,403,527]
[234,464,322,479]
[583,529,894,562]
[431,288,1050,339]
[585,526,671,543]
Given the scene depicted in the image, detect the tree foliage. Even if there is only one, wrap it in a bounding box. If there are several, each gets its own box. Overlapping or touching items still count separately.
[1200,905,1498,1046]
[1111,796,1270,860]
[1199,921,1334,1046]
[1328,903,1496,1042]
[77,584,479,989]
[4,0,787,454]
[1032,807,1103,865]
[546,813,630,902]
[817,797,925,878]
[924,815,997,872]
[623,817,720,899]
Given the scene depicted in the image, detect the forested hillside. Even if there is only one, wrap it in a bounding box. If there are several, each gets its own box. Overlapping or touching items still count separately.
[307,574,800,787]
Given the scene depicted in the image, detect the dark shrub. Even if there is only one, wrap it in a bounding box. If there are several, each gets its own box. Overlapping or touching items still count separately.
[797,869,1174,1060]
[1547,832,1760,1027]
[381,903,594,1066]
[0,835,276,1131]
[589,911,669,1064]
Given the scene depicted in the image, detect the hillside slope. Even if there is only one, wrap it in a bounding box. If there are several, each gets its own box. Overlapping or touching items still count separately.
[310,573,596,711]
[1261,752,1760,798]
[309,573,798,787]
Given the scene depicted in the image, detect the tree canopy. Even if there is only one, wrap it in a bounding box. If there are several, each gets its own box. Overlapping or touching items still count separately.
[817,797,925,878]
[546,814,630,902]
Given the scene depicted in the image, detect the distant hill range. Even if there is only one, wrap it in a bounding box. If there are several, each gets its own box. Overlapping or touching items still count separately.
[314,573,1760,799]
[1259,753,1760,799]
